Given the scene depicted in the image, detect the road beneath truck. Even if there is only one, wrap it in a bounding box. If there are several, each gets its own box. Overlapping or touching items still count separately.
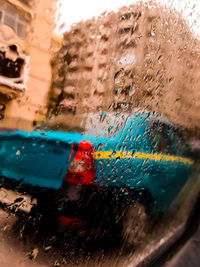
[0,202,197,267]
[0,164,199,267]
[0,209,126,267]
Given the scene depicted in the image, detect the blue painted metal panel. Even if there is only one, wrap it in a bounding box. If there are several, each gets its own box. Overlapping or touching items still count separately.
[0,130,83,189]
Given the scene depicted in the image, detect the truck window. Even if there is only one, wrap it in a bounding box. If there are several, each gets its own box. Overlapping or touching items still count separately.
[148,120,172,154]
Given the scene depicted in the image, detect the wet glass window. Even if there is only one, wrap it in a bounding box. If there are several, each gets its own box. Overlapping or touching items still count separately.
[0,1,199,267]
[85,112,128,137]
[41,112,128,138]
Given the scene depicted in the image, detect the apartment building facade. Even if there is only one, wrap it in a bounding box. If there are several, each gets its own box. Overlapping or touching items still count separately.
[52,3,200,133]
[0,0,57,130]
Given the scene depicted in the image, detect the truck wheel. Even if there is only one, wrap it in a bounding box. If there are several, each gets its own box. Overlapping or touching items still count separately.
[122,201,150,249]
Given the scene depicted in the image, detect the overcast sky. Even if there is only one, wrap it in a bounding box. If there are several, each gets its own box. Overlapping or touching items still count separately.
[55,0,200,39]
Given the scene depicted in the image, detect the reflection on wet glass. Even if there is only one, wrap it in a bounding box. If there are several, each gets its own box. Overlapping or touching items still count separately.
[0,0,199,266]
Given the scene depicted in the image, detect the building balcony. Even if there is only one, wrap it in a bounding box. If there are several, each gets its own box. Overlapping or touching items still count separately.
[0,44,29,98]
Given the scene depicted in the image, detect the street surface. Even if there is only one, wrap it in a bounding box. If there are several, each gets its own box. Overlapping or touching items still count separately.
[0,208,182,267]
[0,163,199,267]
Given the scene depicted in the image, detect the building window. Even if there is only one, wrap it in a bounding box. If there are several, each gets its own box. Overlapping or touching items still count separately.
[0,45,29,92]
[0,9,26,38]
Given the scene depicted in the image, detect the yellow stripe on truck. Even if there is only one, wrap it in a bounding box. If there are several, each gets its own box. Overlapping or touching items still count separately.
[93,151,193,165]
